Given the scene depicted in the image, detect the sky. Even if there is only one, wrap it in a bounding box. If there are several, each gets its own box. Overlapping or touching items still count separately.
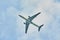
[0,0,60,40]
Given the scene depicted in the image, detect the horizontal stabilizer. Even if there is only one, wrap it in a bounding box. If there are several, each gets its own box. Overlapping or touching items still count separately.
[38,24,44,31]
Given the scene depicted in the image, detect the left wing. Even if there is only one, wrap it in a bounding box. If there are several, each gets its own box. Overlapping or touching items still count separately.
[30,12,41,20]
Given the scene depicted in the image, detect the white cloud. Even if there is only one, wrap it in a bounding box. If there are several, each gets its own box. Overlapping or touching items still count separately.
[17,0,60,40]
[0,12,6,24]
[1,0,60,40]
[6,6,18,16]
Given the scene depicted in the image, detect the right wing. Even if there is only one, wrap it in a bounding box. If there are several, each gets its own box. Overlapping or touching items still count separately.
[19,15,30,33]
[25,22,29,33]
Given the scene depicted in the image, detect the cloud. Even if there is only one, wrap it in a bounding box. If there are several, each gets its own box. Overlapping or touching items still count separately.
[1,0,60,40]
[0,6,18,40]
[17,0,56,40]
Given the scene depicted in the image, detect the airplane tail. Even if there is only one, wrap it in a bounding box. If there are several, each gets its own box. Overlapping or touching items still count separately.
[38,24,44,31]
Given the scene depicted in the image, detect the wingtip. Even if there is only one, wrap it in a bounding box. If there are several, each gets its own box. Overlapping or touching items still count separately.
[25,32,27,34]
[18,15,20,16]
[39,12,41,14]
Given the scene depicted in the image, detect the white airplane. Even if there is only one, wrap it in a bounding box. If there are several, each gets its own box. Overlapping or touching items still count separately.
[19,12,44,33]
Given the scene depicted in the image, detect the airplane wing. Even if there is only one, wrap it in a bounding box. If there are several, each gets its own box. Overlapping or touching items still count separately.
[30,12,41,20]
[25,21,29,33]
[18,13,43,33]
[25,12,40,33]
[19,15,30,33]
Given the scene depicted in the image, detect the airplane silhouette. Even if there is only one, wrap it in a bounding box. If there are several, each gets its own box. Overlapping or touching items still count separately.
[19,12,44,34]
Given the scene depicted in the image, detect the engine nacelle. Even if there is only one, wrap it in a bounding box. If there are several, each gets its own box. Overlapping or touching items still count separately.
[28,16,30,18]
[24,22,26,24]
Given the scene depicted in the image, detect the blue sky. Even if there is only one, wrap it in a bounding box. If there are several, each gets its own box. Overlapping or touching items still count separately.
[0,0,60,40]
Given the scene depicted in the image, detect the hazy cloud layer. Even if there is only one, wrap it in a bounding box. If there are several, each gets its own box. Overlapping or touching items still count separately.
[0,0,60,40]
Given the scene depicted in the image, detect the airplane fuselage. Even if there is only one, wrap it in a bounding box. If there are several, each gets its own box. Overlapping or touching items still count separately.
[19,12,44,33]
[19,15,39,27]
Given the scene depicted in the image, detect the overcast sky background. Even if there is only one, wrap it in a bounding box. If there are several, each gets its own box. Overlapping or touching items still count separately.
[0,0,60,40]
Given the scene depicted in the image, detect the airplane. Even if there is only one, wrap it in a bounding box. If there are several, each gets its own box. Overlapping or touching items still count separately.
[19,12,44,34]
